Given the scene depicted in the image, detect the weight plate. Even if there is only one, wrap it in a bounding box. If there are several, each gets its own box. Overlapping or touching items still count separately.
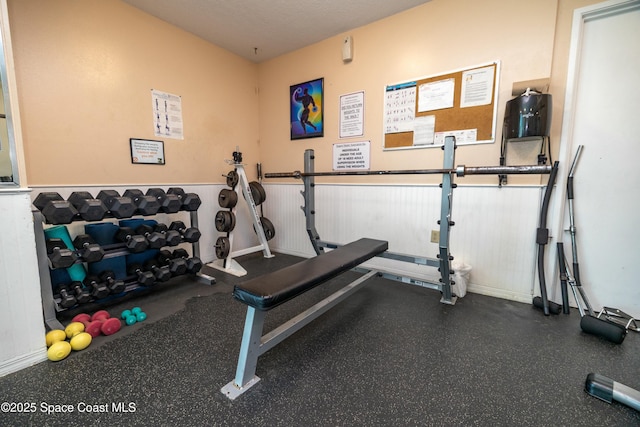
[218,188,238,208]
[215,236,230,259]
[254,216,275,241]
[248,181,266,205]
[215,210,236,232]
[226,170,239,188]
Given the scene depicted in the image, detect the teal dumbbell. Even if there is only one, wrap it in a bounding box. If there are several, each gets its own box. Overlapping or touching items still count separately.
[120,307,147,326]
[132,307,147,322]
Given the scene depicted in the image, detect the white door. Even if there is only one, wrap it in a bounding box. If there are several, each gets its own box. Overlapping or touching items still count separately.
[555,0,640,316]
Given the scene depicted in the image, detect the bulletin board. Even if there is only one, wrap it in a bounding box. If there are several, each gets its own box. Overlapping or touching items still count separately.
[383,61,500,150]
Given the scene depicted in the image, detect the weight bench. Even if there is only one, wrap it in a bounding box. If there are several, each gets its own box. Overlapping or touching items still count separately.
[221,238,388,399]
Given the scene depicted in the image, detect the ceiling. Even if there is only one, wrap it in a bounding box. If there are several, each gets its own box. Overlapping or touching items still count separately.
[121,0,431,63]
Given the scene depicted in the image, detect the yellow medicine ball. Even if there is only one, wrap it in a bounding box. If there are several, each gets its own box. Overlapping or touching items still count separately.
[69,332,92,351]
[64,322,85,339]
[47,341,71,362]
[45,329,66,347]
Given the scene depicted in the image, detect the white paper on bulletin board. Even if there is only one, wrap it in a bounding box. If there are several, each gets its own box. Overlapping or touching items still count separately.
[151,89,184,140]
[384,82,416,134]
[418,78,454,112]
[333,141,370,171]
[460,66,495,108]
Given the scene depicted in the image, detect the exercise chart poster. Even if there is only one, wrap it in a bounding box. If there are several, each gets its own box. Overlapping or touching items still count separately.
[151,89,184,140]
[290,78,323,140]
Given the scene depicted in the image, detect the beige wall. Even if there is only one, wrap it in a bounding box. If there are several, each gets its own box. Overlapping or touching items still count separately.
[8,0,260,186]
[257,0,561,185]
[7,0,604,187]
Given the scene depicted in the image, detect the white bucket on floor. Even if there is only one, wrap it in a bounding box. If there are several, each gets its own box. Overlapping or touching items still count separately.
[452,260,471,298]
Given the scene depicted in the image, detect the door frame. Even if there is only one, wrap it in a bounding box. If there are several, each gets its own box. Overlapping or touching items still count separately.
[547,0,640,299]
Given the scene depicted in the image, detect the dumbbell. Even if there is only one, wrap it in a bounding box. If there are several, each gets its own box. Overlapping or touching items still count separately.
[72,234,105,263]
[82,276,110,300]
[169,221,201,243]
[157,249,187,276]
[143,259,172,282]
[96,190,136,219]
[73,311,121,337]
[135,224,166,249]
[45,238,77,268]
[55,284,77,309]
[67,191,108,221]
[98,270,126,294]
[123,189,161,216]
[115,227,148,253]
[126,263,155,287]
[171,248,203,274]
[33,192,78,225]
[166,187,202,211]
[146,188,182,213]
[153,223,182,246]
[69,281,92,304]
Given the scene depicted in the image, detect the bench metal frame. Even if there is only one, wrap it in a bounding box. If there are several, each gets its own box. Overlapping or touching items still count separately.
[221,269,378,400]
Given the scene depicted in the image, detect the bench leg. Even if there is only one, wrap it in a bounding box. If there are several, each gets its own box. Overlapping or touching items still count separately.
[221,306,265,400]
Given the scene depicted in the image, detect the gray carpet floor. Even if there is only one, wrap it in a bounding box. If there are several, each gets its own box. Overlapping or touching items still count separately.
[1,252,638,426]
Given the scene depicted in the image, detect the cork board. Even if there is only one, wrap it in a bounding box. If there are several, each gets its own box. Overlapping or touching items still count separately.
[383,62,499,150]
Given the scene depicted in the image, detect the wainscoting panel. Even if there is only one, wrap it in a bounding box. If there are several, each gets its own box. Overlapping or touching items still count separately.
[264,183,543,303]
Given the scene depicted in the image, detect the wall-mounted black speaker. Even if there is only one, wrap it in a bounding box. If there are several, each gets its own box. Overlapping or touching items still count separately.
[503,93,552,139]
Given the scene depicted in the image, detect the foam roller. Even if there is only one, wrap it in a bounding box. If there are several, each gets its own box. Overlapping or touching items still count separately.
[44,225,87,282]
[580,315,626,344]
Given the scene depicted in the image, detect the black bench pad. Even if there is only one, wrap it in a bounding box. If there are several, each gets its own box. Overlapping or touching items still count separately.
[233,238,388,311]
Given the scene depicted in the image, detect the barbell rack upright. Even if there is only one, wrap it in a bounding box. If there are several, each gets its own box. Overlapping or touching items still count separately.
[438,136,456,305]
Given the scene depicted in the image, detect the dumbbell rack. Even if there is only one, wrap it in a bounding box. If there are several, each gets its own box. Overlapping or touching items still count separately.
[209,161,273,277]
[34,200,215,331]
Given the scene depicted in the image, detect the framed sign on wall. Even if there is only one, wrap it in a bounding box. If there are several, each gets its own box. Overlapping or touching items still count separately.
[130,138,165,165]
[290,78,324,140]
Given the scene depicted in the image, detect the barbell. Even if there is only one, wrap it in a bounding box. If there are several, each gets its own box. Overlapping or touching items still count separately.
[264,164,552,179]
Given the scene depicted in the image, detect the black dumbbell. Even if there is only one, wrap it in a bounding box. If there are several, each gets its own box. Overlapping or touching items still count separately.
[115,227,148,253]
[67,191,108,222]
[33,192,78,225]
[69,281,92,304]
[167,187,202,211]
[99,270,126,294]
[83,276,109,300]
[154,223,181,246]
[72,234,105,263]
[146,188,182,213]
[127,263,155,287]
[96,190,136,219]
[135,224,166,249]
[143,259,171,282]
[157,249,187,276]
[45,238,77,268]
[56,284,77,308]
[123,189,161,216]
[169,221,201,243]
[172,248,203,274]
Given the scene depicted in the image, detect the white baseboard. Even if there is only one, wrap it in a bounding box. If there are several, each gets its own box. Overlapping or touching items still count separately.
[0,349,47,378]
[467,283,532,304]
